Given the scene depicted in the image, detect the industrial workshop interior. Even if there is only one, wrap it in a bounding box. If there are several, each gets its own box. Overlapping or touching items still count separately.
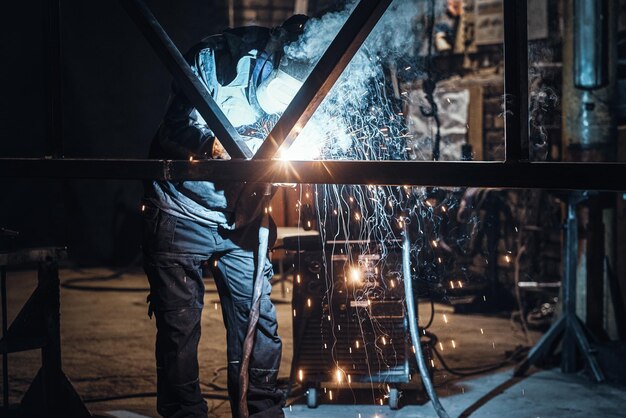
[2,0,626,417]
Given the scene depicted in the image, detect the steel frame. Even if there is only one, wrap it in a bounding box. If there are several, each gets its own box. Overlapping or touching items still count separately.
[1,158,626,192]
[1,0,625,190]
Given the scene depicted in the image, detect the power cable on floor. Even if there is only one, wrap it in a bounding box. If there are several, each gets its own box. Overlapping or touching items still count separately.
[423,330,529,377]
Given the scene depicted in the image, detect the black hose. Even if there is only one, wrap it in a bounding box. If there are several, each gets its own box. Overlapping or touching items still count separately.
[403,224,450,418]
[422,329,528,377]
[423,295,436,329]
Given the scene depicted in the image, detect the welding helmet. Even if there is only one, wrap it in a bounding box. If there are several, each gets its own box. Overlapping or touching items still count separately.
[254,14,310,114]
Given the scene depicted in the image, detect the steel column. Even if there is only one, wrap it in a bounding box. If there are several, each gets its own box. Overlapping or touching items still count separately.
[253,0,393,159]
[44,0,64,158]
[119,0,252,159]
[503,0,529,162]
[1,268,7,407]
[561,195,580,372]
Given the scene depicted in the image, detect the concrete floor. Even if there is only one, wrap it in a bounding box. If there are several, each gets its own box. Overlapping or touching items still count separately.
[1,268,624,417]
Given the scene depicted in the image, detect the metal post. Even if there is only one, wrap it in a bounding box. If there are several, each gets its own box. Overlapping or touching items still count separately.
[503,0,529,162]
[44,0,63,158]
[1,267,8,407]
[39,260,63,413]
[561,195,579,372]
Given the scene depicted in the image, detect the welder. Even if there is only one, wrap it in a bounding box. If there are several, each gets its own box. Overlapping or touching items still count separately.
[141,15,308,418]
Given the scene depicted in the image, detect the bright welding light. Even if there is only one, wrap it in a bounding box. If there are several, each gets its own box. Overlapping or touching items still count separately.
[349,267,362,283]
[335,368,343,382]
[275,118,345,160]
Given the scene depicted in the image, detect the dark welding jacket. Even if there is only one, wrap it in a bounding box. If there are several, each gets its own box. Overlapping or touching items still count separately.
[145,26,273,227]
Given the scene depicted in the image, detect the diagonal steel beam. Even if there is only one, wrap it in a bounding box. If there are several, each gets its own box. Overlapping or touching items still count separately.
[120,0,252,159]
[253,0,393,159]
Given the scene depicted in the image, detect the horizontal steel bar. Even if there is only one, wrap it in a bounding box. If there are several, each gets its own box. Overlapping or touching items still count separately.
[0,158,169,180]
[1,158,625,191]
[120,0,252,159]
[254,0,393,159]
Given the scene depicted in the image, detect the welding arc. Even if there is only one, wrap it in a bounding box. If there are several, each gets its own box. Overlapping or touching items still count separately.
[238,202,272,418]
[403,225,450,418]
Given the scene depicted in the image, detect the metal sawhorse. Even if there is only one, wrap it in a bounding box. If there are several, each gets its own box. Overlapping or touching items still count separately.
[0,247,91,417]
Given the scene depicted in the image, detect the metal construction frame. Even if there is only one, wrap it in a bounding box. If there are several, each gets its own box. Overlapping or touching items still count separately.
[0,0,625,191]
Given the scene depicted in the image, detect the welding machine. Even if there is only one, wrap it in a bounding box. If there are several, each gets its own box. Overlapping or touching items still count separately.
[285,236,417,409]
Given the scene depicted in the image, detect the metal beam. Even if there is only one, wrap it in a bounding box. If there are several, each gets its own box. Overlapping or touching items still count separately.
[44,0,63,158]
[253,0,393,159]
[0,159,168,180]
[119,0,252,159]
[1,158,626,191]
[503,0,529,162]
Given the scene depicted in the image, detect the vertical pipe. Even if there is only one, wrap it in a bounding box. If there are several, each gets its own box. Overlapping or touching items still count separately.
[44,0,63,158]
[573,0,609,90]
[503,0,529,162]
[1,268,8,407]
[563,0,617,161]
